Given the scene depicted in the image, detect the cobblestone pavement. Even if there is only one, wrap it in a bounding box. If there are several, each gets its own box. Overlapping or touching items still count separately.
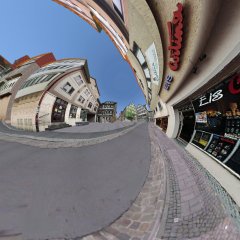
[79,124,240,240]
[1,124,240,240]
[54,121,135,133]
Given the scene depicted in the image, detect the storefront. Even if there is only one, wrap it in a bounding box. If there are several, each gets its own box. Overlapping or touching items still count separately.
[51,97,68,123]
[156,117,168,132]
[190,73,240,176]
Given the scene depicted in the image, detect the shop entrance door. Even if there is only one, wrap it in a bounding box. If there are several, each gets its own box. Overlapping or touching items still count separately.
[178,109,195,143]
[51,98,68,123]
[156,117,168,132]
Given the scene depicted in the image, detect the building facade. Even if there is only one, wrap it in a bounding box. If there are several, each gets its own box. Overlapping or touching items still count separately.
[97,101,117,123]
[53,0,240,204]
[11,58,100,131]
[0,53,56,123]
[136,104,148,120]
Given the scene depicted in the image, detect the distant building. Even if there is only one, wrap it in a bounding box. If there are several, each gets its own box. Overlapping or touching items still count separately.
[125,103,137,121]
[11,58,100,131]
[136,104,148,120]
[0,53,55,123]
[97,101,117,123]
[118,109,126,121]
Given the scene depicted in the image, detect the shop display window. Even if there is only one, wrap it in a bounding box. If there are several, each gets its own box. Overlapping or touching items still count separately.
[205,135,237,162]
[192,74,240,140]
[225,147,240,175]
[192,131,211,149]
[191,74,240,177]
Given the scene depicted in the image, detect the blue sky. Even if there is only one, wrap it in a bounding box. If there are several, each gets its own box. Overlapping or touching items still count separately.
[0,0,146,113]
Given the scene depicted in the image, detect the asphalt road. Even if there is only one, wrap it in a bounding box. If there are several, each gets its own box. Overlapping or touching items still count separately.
[0,123,151,239]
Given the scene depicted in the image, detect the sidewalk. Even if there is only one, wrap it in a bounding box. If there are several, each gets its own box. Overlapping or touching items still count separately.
[82,123,240,240]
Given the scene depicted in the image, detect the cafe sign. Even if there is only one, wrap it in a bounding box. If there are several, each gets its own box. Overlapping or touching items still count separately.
[167,3,183,71]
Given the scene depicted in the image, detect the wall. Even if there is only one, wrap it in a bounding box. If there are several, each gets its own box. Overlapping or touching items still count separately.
[0,96,10,120]
[11,92,42,131]
[167,0,240,107]
[38,92,56,131]
[127,0,164,108]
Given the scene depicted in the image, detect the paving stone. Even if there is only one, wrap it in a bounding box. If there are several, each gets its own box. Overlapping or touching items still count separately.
[80,124,240,240]
[129,221,140,230]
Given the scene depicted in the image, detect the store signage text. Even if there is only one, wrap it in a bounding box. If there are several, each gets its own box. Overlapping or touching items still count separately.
[199,89,223,107]
[167,3,183,71]
[164,75,173,90]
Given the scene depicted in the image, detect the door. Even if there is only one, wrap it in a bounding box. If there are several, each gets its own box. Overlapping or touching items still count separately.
[51,98,68,123]
[179,109,195,143]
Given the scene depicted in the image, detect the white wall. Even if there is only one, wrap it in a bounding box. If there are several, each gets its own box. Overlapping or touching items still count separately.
[166,105,180,138]
[38,92,56,131]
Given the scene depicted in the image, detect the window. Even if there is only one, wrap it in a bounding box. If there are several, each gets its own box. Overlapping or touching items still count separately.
[136,49,145,65]
[20,73,58,89]
[84,88,90,97]
[69,105,78,118]
[62,82,75,95]
[143,68,150,78]
[88,102,92,108]
[74,75,84,86]
[78,95,85,104]
[113,0,124,21]
[158,102,162,111]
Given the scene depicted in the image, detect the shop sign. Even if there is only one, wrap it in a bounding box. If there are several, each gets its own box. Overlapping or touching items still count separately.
[145,43,159,83]
[167,3,183,71]
[164,75,173,90]
[199,89,223,106]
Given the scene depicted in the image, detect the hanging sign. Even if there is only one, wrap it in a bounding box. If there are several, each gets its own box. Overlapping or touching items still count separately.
[167,3,183,71]
[145,43,160,83]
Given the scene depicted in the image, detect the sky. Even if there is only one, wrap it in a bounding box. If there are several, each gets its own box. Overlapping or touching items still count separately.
[0,0,146,113]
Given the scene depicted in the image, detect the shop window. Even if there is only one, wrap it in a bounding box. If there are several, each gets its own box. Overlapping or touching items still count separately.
[69,105,78,118]
[62,82,75,95]
[191,74,240,176]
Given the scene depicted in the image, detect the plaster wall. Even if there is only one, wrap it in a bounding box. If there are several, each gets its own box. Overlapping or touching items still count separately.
[127,0,164,109]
